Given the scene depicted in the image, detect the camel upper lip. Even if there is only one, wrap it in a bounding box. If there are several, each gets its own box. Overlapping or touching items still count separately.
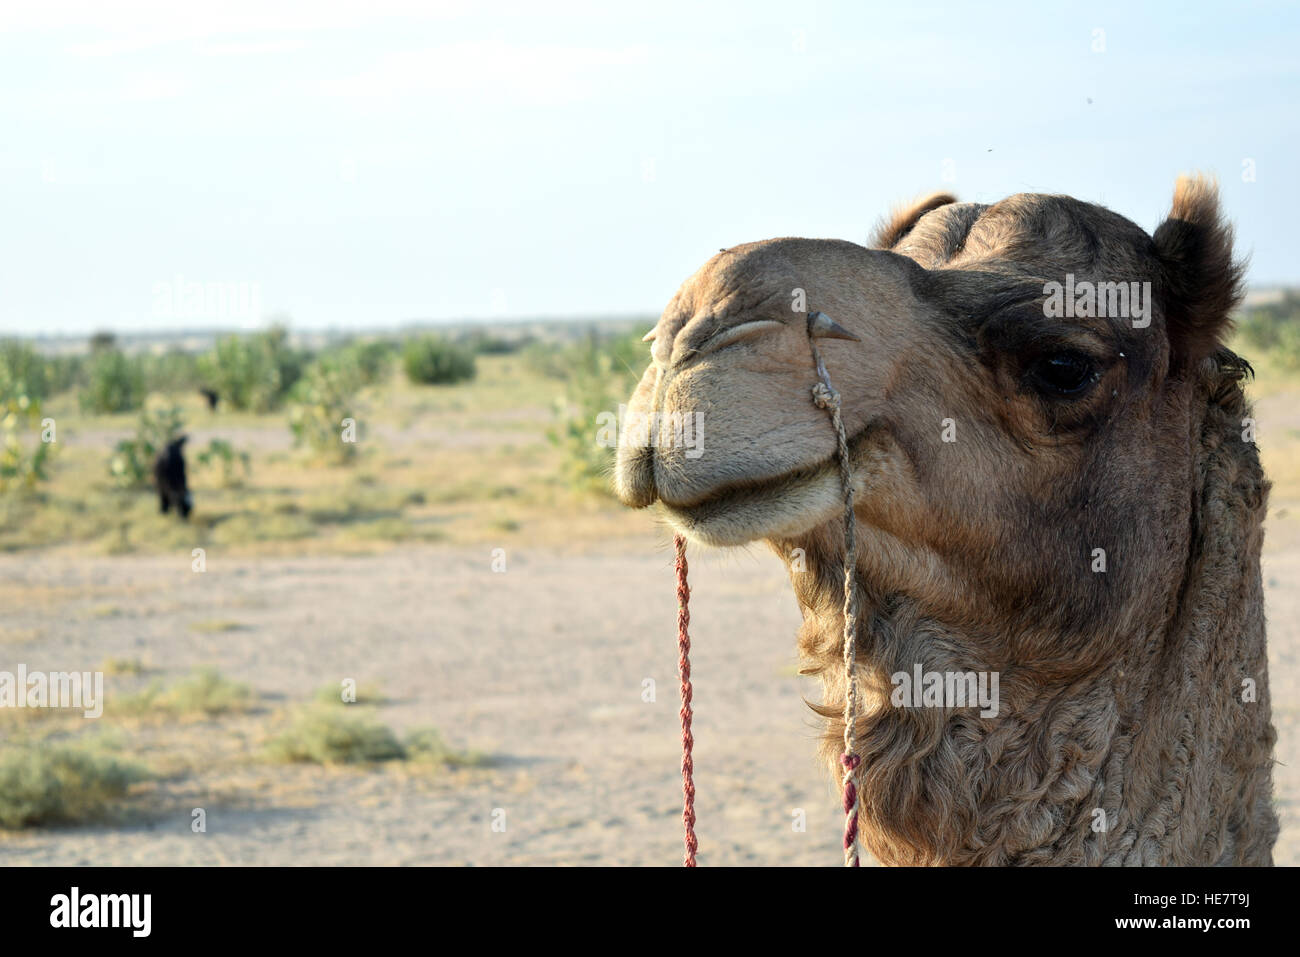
[648,419,880,515]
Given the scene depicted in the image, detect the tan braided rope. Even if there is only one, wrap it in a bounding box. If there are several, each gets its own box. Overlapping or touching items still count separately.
[807,311,862,867]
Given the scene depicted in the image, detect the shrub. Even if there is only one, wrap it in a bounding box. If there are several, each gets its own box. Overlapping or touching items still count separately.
[108,400,185,489]
[194,438,251,487]
[117,667,254,717]
[0,340,50,402]
[466,331,524,355]
[140,349,202,395]
[287,353,363,463]
[0,742,148,829]
[89,330,117,352]
[44,354,85,395]
[0,395,53,493]
[404,727,486,768]
[264,708,482,768]
[547,328,650,495]
[402,335,476,385]
[100,657,149,676]
[344,340,396,385]
[197,326,305,412]
[81,348,145,413]
[265,709,405,764]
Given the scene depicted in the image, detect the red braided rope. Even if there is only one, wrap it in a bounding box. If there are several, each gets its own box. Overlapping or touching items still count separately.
[809,313,863,867]
[668,314,860,868]
[674,534,698,867]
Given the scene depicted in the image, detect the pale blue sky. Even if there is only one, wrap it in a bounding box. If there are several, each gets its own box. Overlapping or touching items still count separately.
[1,0,1296,335]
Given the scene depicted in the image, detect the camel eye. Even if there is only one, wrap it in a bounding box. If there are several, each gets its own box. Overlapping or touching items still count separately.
[1027,351,1098,397]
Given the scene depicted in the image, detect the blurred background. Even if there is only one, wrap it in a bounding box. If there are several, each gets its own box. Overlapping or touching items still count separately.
[1,0,1297,865]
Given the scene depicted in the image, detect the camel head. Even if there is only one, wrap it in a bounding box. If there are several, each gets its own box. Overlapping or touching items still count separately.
[614,176,1277,865]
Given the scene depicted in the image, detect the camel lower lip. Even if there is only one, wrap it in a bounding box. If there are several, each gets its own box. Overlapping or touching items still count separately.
[658,458,825,511]
[657,458,843,546]
[649,423,880,546]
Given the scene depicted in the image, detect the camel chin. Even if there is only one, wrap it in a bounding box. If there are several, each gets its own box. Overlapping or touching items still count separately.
[658,463,843,547]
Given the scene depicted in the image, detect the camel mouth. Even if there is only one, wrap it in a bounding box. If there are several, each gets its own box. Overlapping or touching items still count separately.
[658,455,845,546]
[646,421,885,547]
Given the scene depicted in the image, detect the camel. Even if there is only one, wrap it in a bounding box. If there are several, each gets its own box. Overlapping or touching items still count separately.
[613,176,1277,865]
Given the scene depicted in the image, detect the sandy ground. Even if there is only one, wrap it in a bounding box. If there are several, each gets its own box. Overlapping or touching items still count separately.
[0,529,1296,866]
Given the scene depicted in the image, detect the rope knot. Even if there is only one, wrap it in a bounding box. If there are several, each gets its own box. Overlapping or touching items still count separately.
[811,381,840,411]
[840,753,861,771]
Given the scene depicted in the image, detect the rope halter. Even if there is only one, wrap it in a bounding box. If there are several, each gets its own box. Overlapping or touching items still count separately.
[670,309,864,867]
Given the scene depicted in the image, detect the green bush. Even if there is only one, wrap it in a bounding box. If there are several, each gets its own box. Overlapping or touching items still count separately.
[80,348,145,413]
[404,727,486,768]
[265,709,405,764]
[197,326,305,412]
[402,335,476,385]
[0,743,148,829]
[288,353,363,463]
[194,438,251,487]
[116,667,254,717]
[44,354,85,396]
[265,708,483,768]
[140,349,202,395]
[89,330,117,352]
[547,329,650,495]
[1,395,53,493]
[0,340,50,402]
[344,339,396,385]
[467,331,525,355]
[108,400,185,489]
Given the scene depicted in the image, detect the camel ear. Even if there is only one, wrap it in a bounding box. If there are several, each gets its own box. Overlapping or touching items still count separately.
[1152,175,1246,368]
[872,192,957,249]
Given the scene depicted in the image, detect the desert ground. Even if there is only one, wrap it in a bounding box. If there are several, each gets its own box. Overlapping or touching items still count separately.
[1,343,1297,866]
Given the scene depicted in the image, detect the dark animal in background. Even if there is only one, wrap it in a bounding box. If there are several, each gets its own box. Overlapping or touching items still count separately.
[200,388,219,411]
[154,436,192,519]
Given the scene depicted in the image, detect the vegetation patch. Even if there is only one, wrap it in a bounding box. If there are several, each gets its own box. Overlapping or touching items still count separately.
[403,727,487,769]
[265,707,484,769]
[188,619,247,634]
[116,667,254,717]
[0,741,148,829]
[264,708,405,764]
[100,657,149,676]
[403,336,477,386]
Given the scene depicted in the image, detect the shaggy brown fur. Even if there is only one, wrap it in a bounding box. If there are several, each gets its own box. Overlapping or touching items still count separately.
[614,176,1277,865]
[782,346,1274,864]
